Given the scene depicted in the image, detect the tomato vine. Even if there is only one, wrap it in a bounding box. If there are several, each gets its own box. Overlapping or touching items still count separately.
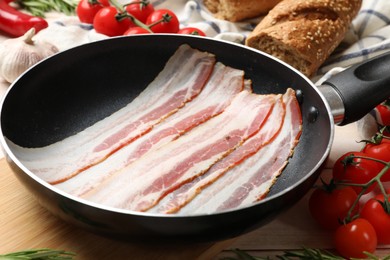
[309,127,390,258]
[76,0,206,36]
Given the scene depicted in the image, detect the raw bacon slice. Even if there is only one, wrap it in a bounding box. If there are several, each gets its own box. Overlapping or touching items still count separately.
[9,44,210,162]
[123,62,245,165]
[152,94,285,214]
[177,88,302,215]
[55,62,245,197]
[84,90,277,211]
[10,44,216,184]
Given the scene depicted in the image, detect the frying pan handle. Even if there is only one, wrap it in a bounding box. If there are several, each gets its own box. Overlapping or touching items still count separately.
[322,51,390,125]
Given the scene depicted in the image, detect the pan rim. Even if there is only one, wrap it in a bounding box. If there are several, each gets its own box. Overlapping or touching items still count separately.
[0,34,335,218]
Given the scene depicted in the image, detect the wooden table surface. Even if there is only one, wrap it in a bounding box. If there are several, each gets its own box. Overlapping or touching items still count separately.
[0,156,234,259]
[1,123,390,259]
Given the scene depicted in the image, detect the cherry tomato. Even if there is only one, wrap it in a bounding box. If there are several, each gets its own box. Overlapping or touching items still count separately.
[363,141,390,181]
[125,0,154,23]
[76,0,104,24]
[361,194,390,244]
[334,218,377,259]
[332,151,381,194]
[308,186,359,230]
[93,6,134,36]
[375,100,390,126]
[178,27,206,36]
[98,0,110,6]
[123,26,151,35]
[146,9,179,33]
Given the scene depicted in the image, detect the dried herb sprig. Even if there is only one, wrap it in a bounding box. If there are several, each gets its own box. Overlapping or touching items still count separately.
[15,0,78,17]
[0,248,75,260]
[223,248,390,260]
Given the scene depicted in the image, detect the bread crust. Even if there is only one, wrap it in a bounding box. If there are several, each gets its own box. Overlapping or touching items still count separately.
[245,0,362,77]
[204,0,282,22]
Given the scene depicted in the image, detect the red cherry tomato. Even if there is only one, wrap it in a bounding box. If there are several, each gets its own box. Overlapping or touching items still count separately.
[76,0,104,24]
[146,9,179,33]
[125,0,154,23]
[308,186,359,230]
[98,0,110,6]
[332,151,381,194]
[360,194,390,244]
[123,26,151,35]
[375,100,390,126]
[363,141,390,181]
[93,6,134,36]
[334,218,377,259]
[178,27,206,36]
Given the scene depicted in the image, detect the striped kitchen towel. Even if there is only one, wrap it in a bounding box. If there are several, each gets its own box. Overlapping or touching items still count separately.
[2,0,389,138]
[153,0,390,138]
[153,0,390,80]
[33,0,390,82]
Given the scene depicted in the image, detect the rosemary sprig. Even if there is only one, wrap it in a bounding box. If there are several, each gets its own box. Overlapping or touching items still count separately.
[0,248,75,260]
[224,248,390,260]
[15,0,78,17]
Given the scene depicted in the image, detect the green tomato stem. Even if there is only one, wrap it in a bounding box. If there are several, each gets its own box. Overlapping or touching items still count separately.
[108,0,171,33]
[359,126,389,145]
[147,13,171,29]
[123,0,149,8]
[337,159,390,222]
[88,0,100,5]
[109,0,153,33]
[108,0,124,12]
[123,13,153,32]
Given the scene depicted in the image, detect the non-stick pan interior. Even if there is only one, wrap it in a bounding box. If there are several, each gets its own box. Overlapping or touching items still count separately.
[1,34,332,208]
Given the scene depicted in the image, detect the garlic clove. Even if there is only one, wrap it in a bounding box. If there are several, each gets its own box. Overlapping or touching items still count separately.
[0,28,59,84]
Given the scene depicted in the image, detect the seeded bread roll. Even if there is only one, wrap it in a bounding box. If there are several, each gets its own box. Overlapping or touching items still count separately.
[204,0,282,22]
[245,0,362,77]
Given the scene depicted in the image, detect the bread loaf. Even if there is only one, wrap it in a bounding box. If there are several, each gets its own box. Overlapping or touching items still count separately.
[204,0,282,22]
[245,0,362,77]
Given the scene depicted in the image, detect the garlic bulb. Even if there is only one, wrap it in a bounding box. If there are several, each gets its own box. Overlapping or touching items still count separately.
[0,28,59,83]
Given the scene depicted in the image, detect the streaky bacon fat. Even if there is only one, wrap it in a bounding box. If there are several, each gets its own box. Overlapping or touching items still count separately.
[9,44,216,184]
[151,94,285,214]
[8,44,207,161]
[54,62,245,196]
[83,90,277,211]
[177,88,302,215]
[7,44,303,215]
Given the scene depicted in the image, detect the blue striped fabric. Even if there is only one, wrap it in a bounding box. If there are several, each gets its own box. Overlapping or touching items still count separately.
[0,0,384,137]
[151,0,390,81]
[150,0,389,137]
[43,0,389,83]
[33,0,389,82]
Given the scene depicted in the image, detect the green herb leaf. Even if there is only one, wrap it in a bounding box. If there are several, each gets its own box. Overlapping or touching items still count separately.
[0,249,75,260]
[15,0,78,17]
[225,248,390,260]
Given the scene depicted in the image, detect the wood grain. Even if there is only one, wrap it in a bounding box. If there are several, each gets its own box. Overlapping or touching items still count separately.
[1,123,390,259]
[0,158,234,259]
[220,172,390,258]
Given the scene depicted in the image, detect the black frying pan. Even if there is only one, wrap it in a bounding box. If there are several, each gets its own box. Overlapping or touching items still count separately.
[1,35,389,242]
